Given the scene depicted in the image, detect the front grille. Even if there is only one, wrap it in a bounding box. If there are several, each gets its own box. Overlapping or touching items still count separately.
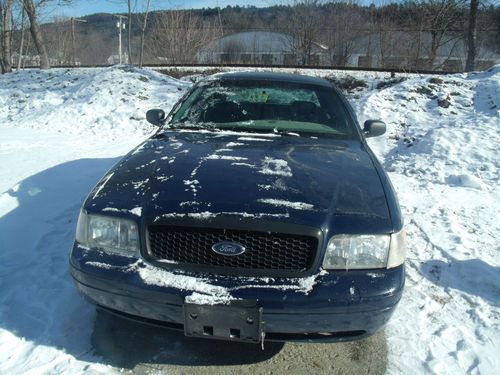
[148,226,318,276]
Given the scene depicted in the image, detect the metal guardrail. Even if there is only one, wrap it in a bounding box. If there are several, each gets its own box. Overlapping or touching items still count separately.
[19,63,461,75]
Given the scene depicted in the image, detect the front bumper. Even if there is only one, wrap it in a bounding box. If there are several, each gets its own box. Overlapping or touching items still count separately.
[70,243,404,342]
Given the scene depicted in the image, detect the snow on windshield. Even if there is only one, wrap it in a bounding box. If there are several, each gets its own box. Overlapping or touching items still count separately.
[169,81,356,137]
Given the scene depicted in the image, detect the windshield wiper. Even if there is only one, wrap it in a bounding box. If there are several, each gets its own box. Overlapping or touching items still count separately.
[170,122,219,131]
[272,128,302,137]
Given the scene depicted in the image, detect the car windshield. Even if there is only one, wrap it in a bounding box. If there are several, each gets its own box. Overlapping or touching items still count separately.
[169,79,358,138]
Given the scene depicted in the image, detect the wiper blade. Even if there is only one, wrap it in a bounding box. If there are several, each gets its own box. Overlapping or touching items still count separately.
[273,128,301,137]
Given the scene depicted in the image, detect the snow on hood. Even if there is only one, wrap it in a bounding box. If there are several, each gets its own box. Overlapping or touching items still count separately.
[86,131,393,232]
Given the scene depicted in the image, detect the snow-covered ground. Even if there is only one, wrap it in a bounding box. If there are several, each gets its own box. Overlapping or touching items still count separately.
[0,65,498,374]
[353,69,500,374]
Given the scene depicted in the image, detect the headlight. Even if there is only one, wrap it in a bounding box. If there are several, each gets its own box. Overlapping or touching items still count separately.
[76,210,139,254]
[322,229,406,270]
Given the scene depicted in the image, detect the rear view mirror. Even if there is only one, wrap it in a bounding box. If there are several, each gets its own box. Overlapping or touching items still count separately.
[363,120,386,138]
[146,109,166,126]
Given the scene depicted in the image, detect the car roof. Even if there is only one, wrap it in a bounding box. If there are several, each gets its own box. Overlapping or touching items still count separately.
[207,71,334,89]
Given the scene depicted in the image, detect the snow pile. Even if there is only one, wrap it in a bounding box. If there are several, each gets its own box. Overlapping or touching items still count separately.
[0,65,189,138]
[0,65,499,373]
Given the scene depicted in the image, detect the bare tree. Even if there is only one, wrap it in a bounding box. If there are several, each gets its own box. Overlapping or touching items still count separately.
[149,10,216,65]
[465,0,478,71]
[1,0,13,73]
[417,0,466,69]
[0,1,3,73]
[139,0,151,68]
[17,5,27,70]
[127,0,133,64]
[23,0,50,69]
[372,5,402,69]
[323,1,363,67]
[43,16,73,65]
[403,1,428,69]
[285,0,323,66]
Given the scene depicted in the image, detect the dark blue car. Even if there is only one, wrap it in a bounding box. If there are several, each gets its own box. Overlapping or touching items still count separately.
[70,72,405,344]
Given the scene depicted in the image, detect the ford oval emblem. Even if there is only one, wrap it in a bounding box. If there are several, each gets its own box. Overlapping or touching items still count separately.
[212,241,246,256]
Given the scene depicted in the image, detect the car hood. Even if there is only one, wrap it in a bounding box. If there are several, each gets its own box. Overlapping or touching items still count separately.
[86,130,392,233]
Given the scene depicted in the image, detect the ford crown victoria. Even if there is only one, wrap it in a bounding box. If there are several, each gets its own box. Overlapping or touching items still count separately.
[70,72,405,345]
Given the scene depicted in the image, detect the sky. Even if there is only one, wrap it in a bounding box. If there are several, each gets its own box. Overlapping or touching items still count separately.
[44,0,381,19]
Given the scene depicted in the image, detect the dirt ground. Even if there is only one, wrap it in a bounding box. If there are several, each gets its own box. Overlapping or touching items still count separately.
[90,310,387,374]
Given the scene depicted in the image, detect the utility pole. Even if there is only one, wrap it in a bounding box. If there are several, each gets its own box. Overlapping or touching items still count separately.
[115,15,127,64]
[71,17,87,66]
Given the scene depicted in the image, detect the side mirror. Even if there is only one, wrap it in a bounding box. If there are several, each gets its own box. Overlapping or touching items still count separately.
[146,109,166,126]
[363,120,386,138]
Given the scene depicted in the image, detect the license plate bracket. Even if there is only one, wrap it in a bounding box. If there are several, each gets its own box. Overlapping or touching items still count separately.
[183,301,263,343]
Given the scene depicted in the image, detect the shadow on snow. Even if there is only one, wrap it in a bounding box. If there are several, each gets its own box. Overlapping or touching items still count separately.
[421,252,500,307]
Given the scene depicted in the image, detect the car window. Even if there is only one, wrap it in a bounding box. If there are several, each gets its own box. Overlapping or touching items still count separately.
[170,80,358,139]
